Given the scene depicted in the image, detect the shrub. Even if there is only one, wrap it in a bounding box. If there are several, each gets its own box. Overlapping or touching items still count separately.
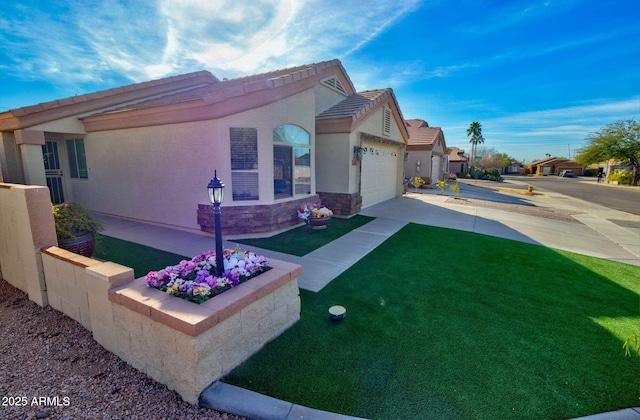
[409,176,425,190]
[52,202,104,243]
[481,168,503,182]
[470,167,484,179]
[608,169,633,185]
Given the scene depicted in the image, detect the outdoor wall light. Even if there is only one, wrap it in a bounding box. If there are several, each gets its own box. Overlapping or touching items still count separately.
[416,160,421,172]
[354,146,365,161]
[207,170,225,276]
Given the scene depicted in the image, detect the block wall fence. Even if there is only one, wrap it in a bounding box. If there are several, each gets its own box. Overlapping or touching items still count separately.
[0,183,302,404]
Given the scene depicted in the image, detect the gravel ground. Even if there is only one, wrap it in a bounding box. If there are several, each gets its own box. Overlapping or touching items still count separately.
[0,279,245,420]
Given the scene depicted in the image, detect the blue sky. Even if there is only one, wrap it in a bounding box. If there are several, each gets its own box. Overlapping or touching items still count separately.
[1,0,638,164]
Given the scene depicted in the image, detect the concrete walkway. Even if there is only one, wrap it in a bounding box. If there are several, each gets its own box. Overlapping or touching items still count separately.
[96,179,640,419]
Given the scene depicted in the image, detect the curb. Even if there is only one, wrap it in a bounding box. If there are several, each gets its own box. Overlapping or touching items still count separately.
[200,381,369,420]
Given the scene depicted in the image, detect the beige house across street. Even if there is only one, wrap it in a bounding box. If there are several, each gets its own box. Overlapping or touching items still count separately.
[403,119,448,185]
[528,157,584,176]
[0,59,409,237]
[447,146,469,176]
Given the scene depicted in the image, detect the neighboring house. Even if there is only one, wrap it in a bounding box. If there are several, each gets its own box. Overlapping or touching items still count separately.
[447,147,469,175]
[0,59,408,237]
[507,162,524,174]
[404,119,448,184]
[528,157,584,175]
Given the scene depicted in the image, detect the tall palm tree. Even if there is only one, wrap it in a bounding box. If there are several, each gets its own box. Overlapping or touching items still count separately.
[466,121,484,165]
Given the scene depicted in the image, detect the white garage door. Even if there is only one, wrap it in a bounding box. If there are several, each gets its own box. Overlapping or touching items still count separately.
[360,141,399,208]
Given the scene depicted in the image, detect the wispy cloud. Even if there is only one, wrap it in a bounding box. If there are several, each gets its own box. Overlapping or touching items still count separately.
[0,0,424,86]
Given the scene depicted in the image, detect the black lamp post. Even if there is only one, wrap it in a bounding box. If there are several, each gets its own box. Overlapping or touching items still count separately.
[207,170,225,276]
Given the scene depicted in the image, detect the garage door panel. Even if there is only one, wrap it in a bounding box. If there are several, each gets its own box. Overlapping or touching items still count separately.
[361,142,399,208]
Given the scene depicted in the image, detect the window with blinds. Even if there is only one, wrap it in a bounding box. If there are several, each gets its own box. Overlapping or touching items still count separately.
[230,128,259,201]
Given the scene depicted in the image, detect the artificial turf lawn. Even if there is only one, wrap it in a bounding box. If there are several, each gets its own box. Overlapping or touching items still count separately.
[93,234,187,278]
[223,223,640,419]
[236,215,375,256]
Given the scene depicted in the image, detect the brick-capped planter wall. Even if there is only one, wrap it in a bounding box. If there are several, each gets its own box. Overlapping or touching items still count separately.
[198,196,321,236]
[108,258,302,404]
[317,192,362,216]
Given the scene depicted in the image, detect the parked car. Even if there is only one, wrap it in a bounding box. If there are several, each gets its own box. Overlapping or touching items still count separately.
[559,170,574,177]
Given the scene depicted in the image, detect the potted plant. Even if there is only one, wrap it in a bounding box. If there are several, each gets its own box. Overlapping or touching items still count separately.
[297,203,333,230]
[52,202,104,257]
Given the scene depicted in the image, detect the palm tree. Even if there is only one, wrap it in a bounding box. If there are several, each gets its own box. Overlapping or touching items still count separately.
[466,121,484,165]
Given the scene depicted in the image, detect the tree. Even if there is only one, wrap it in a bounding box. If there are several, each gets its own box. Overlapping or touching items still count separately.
[473,147,514,171]
[575,119,640,185]
[466,121,484,166]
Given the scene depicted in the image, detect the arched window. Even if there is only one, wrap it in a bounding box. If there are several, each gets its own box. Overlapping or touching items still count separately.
[273,125,311,199]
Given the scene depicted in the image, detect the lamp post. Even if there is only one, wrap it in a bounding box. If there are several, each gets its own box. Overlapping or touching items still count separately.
[207,170,225,276]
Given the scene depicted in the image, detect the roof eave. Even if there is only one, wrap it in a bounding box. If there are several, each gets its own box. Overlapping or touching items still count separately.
[83,77,320,132]
[2,72,218,132]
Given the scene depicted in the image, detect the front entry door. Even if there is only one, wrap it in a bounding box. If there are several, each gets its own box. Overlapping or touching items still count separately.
[42,141,65,204]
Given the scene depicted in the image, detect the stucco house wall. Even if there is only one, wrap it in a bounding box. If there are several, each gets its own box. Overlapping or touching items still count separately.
[0,59,409,235]
[315,133,350,193]
[70,89,317,231]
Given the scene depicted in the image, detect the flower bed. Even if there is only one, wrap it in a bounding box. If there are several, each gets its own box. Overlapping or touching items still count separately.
[145,248,269,304]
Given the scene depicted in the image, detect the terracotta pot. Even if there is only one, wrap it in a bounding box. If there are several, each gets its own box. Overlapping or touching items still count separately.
[59,230,95,257]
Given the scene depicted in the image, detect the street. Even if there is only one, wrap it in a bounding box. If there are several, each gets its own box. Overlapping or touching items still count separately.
[508,175,640,216]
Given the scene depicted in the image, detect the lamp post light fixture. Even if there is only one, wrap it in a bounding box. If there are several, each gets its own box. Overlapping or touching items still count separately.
[207,170,225,276]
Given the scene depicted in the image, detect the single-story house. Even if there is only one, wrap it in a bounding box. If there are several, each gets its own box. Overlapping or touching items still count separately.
[0,59,408,237]
[506,162,525,174]
[447,147,469,176]
[528,157,584,176]
[404,119,448,184]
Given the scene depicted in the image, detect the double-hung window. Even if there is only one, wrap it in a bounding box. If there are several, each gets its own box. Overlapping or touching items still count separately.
[66,139,88,179]
[230,128,259,201]
[273,125,311,199]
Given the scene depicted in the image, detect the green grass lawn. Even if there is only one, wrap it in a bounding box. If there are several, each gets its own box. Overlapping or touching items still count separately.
[94,234,187,278]
[223,223,640,419]
[237,215,375,256]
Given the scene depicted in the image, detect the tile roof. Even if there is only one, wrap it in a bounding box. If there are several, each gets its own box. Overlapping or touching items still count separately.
[448,146,468,161]
[0,71,218,130]
[315,88,409,141]
[405,118,444,146]
[92,59,355,116]
[7,71,217,117]
[316,89,390,120]
[1,59,354,131]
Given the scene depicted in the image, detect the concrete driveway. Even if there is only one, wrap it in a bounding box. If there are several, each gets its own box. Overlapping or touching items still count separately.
[364,179,639,266]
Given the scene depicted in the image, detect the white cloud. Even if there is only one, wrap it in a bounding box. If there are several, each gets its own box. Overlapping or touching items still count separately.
[0,0,424,86]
